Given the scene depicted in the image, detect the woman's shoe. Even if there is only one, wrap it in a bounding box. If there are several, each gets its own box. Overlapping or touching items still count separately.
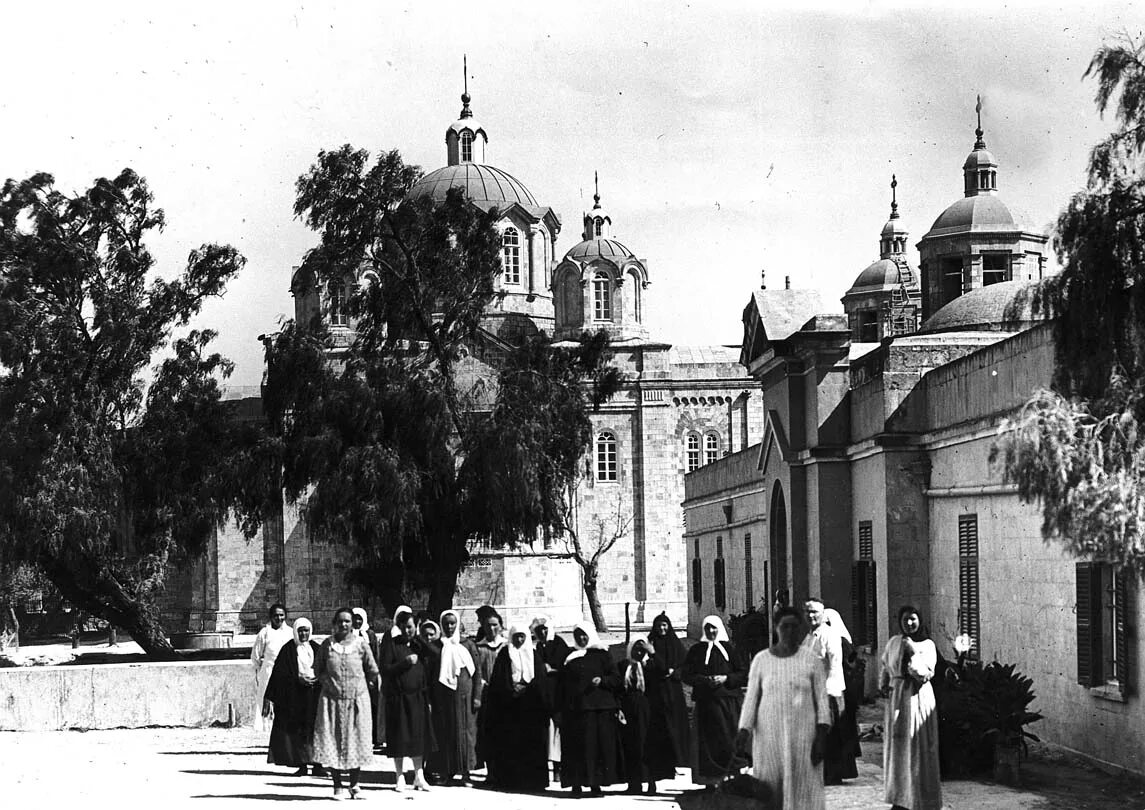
[646,782,658,795]
[412,775,432,792]
[394,776,407,792]
[332,788,347,801]
[293,766,308,777]
[313,765,329,777]
[348,785,362,800]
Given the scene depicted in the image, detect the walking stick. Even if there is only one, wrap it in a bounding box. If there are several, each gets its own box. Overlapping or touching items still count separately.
[624,601,631,647]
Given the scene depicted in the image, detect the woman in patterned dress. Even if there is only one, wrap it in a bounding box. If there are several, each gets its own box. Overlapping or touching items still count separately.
[737,606,831,810]
[311,607,381,800]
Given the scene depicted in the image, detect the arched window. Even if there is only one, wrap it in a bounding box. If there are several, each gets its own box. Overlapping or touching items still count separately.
[502,228,521,285]
[592,272,611,321]
[594,217,603,237]
[596,431,618,481]
[460,130,473,162]
[704,433,720,465]
[328,280,348,327]
[686,433,700,473]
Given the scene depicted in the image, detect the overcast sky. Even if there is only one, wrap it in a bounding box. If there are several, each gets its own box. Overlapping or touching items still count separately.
[1,1,1138,387]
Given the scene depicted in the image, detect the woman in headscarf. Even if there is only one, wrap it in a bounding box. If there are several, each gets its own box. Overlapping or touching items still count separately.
[736,606,831,810]
[555,621,623,796]
[264,617,323,776]
[646,612,688,771]
[486,623,550,792]
[311,607,381,800]
[880,605,942,810]
[426,609,477,785]
[381,605,436,792]
[531,616,569,782]
[823,607,861,781]
[472,606,505,780]
[351,607,381,748]
[682,615,747,787]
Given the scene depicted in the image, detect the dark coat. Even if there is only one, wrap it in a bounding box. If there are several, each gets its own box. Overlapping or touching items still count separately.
[380,633,437,758]
[486,645,549,791]
[265,640,322,766]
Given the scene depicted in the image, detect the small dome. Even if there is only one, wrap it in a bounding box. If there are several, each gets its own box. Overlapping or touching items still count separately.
[963,148,997,170]
[881,218,906,238]
[929,195,1017,232]
[448,119,487,137]
[408,164,538,207]
[564,238,635,262]
[918,279,1043,334]
[849,258,911,292]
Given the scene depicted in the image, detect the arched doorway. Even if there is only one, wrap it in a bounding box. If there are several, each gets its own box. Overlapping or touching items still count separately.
[769,482,789,605]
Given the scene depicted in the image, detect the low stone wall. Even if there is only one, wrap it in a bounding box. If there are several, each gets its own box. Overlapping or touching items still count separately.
[0,659,256,732]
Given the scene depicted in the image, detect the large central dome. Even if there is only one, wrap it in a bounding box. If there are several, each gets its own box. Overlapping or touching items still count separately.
[928,195,1018,232]
[408,163,538,207]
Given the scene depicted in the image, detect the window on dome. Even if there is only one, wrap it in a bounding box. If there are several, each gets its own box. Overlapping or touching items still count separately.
[704,433,720,466]
[941,257,964,308]
[596,431,618,482]
[328,280,348,327]
[686,433,700,473]
[858,310,879,342]
[502,228,521,285]
[594,217,603,237]
[593,272,612,321]
[982,254,1008,287]
[460,130,473,163]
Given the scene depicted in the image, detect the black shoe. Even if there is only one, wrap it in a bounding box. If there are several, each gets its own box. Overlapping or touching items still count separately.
[589,787,603,797]
[646,782,657,795]
[292,766,308,777]
[312,765,328,777]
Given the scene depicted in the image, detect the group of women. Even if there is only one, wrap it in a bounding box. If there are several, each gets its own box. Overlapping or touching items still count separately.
[262,602,943,808]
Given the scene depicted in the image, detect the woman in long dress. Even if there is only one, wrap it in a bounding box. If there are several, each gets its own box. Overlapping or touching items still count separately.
[618,638,677,795]
[531,616,568,781]
[880,605,943,810]
[351,607,381,747]
[737,606,831,810]
[311,607,381,800]
[487,623,550,792]
[556,622,623,796]
[251,603,293,733]
[646,612,688,771]
[823,607,862,780]
[682,614,747,786]
[427,610,477,785]
[264,617,322,775]
[381,606,436,792]
[472,607,506,781]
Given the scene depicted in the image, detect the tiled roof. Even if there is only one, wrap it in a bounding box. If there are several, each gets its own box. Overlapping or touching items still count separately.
[564,238,635,261]
[408,164,538,207]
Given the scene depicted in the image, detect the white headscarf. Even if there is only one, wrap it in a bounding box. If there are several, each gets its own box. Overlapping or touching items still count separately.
[507,623,536,684]
[293,617,315,679]
[625,638,649,693]
[390,605,414,639]
[564,621,608,663]
[822,608,852,644]
[438,609,475,690]
[351,607,369,639]
[701,615,730,666]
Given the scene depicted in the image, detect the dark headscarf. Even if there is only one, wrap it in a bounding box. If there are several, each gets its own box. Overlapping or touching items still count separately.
[896,604,930,642]
[647,611,686,669]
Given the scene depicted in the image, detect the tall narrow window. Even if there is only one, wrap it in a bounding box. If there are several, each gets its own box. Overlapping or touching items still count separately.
[328,280,348,327]
[594,217,603,237]
[852,521,877,649]
[592,273,611,321]
[744,534,753,609]
[958,514,980,660]
[941,257,963,308]
[595,431,617,482]
[1077,562,1131,692]
[685,433,700,473]
[502,228,521,285]
[704,433,720,466]
[460,130,474,162]
[714,536,726,610]
[692,538,703,605]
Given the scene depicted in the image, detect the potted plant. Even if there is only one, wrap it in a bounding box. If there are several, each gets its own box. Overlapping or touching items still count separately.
[963,662,1044,785]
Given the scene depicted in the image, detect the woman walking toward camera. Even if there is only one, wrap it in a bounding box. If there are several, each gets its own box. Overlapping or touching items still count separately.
[312,607,381,800]
[381,606,436,792]
[264,617,324,776]
[737,606,831,810]
[646,612,688,772]
[682,615,747,787]
[427,609,477,785]
[880,605,942,810]
[556,622,623,796]
[487,623,550,792]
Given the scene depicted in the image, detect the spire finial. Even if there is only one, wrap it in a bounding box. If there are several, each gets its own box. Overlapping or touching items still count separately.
[890,174,899,219]
[593,170,601,209]
[459,55,473,119]
[760,268,767,291]
[973,94,985,149]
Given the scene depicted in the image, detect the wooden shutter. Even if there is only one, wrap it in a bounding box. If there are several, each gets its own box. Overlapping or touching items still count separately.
[958,514,980,659]
[692,557,703,605]
[1116,567,1130,694]
[1076,562,1101,687]
[851,559,877,648]
[744,535,753,609]
[714,558,726,609]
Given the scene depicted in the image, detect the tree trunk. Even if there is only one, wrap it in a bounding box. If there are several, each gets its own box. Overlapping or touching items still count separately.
[426,557,464,619]
[581,565,609,633]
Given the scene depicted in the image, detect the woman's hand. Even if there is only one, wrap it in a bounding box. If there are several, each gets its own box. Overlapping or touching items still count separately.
[591,676,602,686]
[711,675,727,687]
[298,674,316,686]
[810,724,829,765]
[405,653,419,666]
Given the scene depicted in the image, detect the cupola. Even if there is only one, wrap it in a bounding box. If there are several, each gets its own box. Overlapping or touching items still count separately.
[445,56,488,166]
[962,95,998,197]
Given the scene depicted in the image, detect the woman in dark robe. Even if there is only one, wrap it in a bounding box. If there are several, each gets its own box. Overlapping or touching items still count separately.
[682,614,748,787]
[426,610,477,785]
[556,622,624,796]
[486,623,550,792]
[622,638,680,794]
[264,617,323,775]
[646,612,688,770]
[380,605,436,792]
[823,608,861,781]
[472,606,506,780]
[531,616,570,780]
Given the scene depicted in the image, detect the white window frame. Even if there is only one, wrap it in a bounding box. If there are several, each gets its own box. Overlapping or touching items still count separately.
[502,228,521,285]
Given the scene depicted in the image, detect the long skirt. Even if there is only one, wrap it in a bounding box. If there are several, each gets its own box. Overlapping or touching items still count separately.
[693,694,745,784]
[267,685,319,766]
[253,663,274,733]
[824,695,859,782]
[663,680,689,766]
[430,671,474,779]
[386,688,436,759]
[312,691,374,770]
[885,678,942,810]
[560,709,623,790]
[623,692,676,783]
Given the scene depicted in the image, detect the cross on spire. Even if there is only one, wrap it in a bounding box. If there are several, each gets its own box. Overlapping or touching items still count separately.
[593,170,601,209]
[974,94,985,149]
[459,54,473,119]
[890,174,899,219]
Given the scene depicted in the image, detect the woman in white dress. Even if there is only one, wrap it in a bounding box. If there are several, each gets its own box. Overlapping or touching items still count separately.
[737,606,831,810]
[880,605,942,810]
[251,603,293,733]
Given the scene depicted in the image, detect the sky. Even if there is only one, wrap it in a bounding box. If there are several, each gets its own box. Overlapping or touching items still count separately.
[0,1,1139,387]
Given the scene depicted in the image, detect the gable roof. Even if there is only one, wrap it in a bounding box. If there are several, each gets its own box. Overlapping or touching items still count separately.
[740,288,829,366]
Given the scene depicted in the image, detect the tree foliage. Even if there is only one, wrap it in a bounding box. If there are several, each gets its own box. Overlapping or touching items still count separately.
[995,33,1145,576]
[0,170,254,656]
[265,146,619,612]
